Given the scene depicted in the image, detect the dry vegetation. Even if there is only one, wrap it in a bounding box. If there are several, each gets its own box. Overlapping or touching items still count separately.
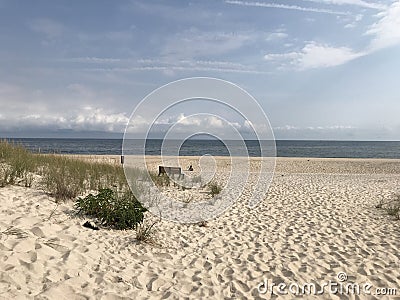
[0,140,127,197]
[376,194,400,220]
[0,140,154,234]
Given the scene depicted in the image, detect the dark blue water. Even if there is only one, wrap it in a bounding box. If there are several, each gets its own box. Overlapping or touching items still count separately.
[2,138,400,158]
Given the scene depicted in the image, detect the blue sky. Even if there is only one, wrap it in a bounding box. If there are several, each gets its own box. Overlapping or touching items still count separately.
[0,0,399,140]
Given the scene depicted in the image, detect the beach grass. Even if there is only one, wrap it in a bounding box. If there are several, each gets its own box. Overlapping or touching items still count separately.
[376,194,400,220]
[0,140,151,230]
[0,139,128,199]
[136,220,158,244]
[0,140,36,187]
[149,171,170,187]
[384,194,400,220]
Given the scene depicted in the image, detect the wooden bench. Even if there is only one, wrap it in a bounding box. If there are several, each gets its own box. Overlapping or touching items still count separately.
[158,166,184,179]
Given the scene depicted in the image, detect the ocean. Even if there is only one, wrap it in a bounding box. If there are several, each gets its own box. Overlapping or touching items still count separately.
[2,138,400,159]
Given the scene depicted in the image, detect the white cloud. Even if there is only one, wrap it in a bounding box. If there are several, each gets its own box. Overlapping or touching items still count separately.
[0,81,129,133]
[0,108,129,133]
[225,0,351,15]
[274,125,301,131]
[366,0,400,51]
[29,18,65,38]
[168,115,260,138]
[264,52,300,61]
[77,29,135,43]
[265,42,364,70]
[264,1,400,71]
[133,113,260,138]
[69,57,122,63]
[343,14,363,28]
[301,0,387,10]
[72,108,129,132]
[127,114,242,136]
[296,43,364,69]
[274,125,356,131]
[243,120,253,129]
[162,28,255,59]
[125,115,152,133]
[209,116,224,128]
[82,58,268,74]
[266,31,288,41]
[174,115,227,129]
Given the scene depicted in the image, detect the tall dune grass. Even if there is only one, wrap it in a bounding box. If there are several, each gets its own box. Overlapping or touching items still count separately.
[0,140,157,232]
[0,139,128,199]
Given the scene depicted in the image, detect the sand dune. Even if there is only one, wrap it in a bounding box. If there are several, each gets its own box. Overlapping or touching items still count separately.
[1,157,399,299]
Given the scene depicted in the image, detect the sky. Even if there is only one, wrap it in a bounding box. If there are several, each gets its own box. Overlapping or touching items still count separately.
[0,0,399,140]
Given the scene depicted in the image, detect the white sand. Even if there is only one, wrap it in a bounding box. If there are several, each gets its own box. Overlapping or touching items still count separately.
[1,157,400,299]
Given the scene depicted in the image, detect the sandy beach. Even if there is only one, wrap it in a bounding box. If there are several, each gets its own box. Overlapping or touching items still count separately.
[1,157,400,299]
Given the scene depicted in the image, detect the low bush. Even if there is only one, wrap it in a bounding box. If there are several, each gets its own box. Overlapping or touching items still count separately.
[75,188,148,230]
[386,206,400,220]
[208,182,222,197]
[376,194,400,220]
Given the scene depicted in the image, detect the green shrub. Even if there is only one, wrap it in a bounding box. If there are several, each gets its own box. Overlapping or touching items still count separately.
[75,188,147,230]
[208,182,222,197]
